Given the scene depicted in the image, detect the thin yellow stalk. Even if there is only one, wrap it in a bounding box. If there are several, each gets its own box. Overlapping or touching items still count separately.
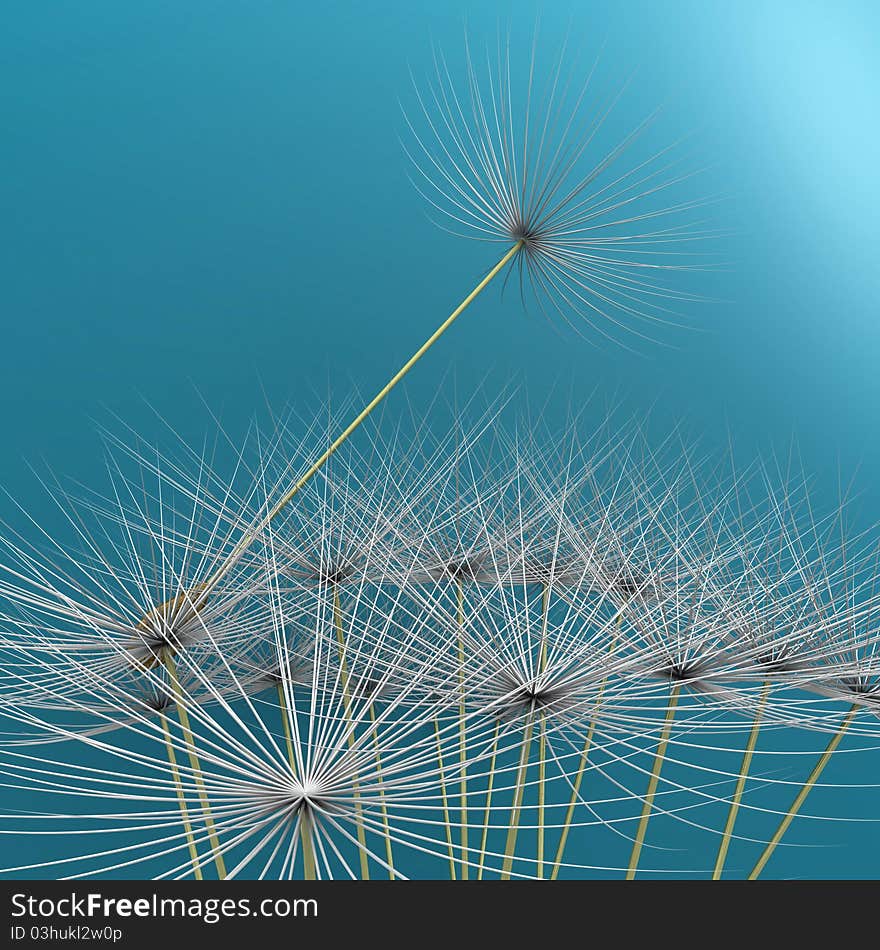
[457,578,469,879]
[626,683,682,880]
[550,611,623,881]
[537,714,546,878]
[748,703,859,880]
[536,583,550,879]
[499,583,551,880]
[158,710,203,880]
[476,718,501,880]
[332,587,370,880]
[163,652,227,880]
[434,716,457,880]
[200,242,523,597]
[276,682,297,779]
[549,718,598,880]
[368,701,395,878]
[538,583,550,672]
[276,682,316,880]
[549,616,623,880]
[299,807,318,881]
[550,609,623,881]
[712,681,770,880]
[500,715,535,880]
[135,244,521,878]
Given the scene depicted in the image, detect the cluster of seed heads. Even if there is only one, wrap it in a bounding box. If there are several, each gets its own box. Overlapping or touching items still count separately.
[0,29,870,881]
[0,400,877,880]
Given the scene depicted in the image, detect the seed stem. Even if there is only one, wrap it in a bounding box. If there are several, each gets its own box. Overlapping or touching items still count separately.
[277,682,297,780]
[158,710,203,880]
[549,618,622,880]
[332,587,370,880]
[748,703,859,880]
[549,718,597,880]
[457,578,469,879]
[368,701,396,878]
[476,718,501,880]
[276,681,318,880]
[198,242,523,597]
[537,714,546,879]
[434,716,457,880]
[500,714,535,880]
[626,684,682,880]
[712,681,770,880]
[536,583,550,879]
[163,652,227,879]
[299,807,318,881]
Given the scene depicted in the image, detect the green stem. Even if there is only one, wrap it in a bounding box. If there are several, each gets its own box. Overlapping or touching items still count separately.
[368,701,395,878]
[549,720,597,880]
[476,718,501,880]
[434,716,457,880]
[498,584,552,880]
[536,583,550,879]
[457,578,468,879]
[538,583,550,672]
[500,714,535,880]
[276,682,316,881]
[537,713,546,879]
[712,681,770,880]
[199,243,523,596]
[163,652,227,880]
[158,710,203,880]
[626,684,682,880]
[277,682,297,779]
[332,587,370,880]
[549,618,622,880]
[299,807,318,881]
[748,703,859,880]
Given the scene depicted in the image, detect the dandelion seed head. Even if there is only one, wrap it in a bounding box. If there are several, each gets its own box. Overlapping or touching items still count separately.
[403,31,721,346]
[4,400,880,878]
[140,691,175,714]
[489,668,573,720]
[128,602,206,668]
[430,555,486,583]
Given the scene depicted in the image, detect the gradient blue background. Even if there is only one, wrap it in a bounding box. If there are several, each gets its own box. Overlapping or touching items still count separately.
[2,1,879,878]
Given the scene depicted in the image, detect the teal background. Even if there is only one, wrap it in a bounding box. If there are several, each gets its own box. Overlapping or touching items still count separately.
[2,1,880,877]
